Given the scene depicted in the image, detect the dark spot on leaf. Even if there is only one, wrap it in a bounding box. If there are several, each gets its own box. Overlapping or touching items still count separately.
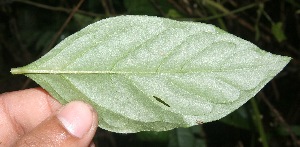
[196,120,203,125]
[153,96,170,107]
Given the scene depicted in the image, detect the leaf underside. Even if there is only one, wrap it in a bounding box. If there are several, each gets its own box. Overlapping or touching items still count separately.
[11,15,291,133]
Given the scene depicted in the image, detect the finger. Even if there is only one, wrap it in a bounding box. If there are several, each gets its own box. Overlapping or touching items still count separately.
[15,101,98,147]
[0,88,62,146]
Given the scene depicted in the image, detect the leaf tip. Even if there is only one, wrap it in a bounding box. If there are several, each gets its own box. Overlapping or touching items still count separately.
[280,55,292,66]
[10,68,24,75]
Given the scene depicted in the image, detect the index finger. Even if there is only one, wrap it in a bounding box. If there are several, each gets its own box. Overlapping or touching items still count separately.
[0,88,62,146]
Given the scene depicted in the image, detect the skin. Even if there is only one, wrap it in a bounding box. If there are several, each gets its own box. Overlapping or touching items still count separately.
[0,88,98,147]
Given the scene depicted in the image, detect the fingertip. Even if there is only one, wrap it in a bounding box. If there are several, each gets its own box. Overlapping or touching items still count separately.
[57,101,94,138]
[15,101,98,147]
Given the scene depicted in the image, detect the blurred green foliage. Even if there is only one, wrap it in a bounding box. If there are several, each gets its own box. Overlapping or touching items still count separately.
[1,0,300,147]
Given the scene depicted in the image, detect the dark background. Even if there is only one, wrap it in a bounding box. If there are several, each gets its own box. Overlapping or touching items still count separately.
[0,0,299,147]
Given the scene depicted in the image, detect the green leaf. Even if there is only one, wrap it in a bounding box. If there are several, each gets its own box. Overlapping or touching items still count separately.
[276,125,300,137]
[11,15,291,133]
[271,22,287,42]
[124,0,173,16]
[136,131,170,142]
[219,105,250,130]
[166,9,182,18]
[124,0,158,15]
[169,126,206,147]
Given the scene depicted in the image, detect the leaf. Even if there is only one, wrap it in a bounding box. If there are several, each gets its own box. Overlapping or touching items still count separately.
[124,0,173,16]
[10,15,291,133]
[166,9,182,18]
[271,22,287,42]
[169,126,206,147]
[219,105,250,130]
[136,131,170,142]
[124,0,158,15]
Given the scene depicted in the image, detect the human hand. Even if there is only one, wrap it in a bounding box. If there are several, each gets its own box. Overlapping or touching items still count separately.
[0,88,98,147]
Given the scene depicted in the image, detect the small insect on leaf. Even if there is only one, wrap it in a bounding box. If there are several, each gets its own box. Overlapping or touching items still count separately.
[196,120,204,125]
[153,96,170,107]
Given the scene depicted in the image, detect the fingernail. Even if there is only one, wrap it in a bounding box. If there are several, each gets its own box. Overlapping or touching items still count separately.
[57,101,93,138]
[89,142,96,147]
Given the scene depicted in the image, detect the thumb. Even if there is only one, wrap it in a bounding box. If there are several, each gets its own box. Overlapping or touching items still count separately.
[15,101,98,147]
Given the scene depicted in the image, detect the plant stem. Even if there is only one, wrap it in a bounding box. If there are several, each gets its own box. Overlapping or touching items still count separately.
[250,98,269,147]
